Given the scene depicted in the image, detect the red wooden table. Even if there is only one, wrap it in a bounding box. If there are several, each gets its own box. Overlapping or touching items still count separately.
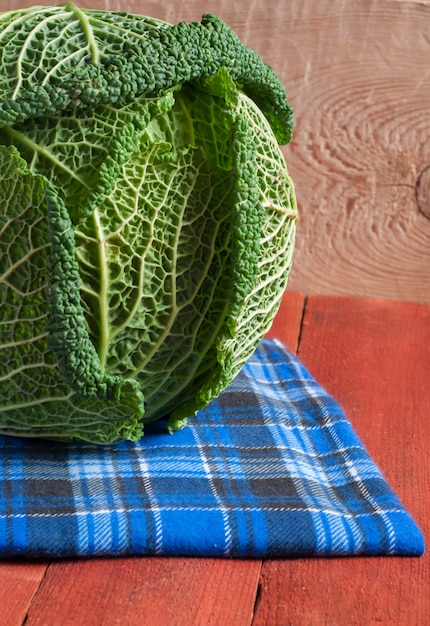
[1,292,428,625]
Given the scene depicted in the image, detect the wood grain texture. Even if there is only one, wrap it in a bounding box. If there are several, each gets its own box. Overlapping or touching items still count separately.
[25,558,260,626]
[0,561,49,626]
[254,295,430,626]
[279,1,430,304]
[1,0,429,303]
[416,165,430,220]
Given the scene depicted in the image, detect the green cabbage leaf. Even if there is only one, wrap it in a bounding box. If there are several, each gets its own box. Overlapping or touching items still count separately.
[0,4,297,443]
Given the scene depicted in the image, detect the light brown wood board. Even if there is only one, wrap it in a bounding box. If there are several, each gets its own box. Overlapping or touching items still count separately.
[1,0,430,303]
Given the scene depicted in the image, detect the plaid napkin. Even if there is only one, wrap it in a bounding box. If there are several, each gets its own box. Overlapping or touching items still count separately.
[0,339,424,558]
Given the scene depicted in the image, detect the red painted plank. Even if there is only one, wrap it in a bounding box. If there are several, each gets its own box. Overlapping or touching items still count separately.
[266,291,305,354]
[25,558,261,626]
[254,295,430,626]
[23,292,306,626]
[0,561,49,626]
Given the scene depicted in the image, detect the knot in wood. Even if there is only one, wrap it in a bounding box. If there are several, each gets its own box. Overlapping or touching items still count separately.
[416,166,430,220]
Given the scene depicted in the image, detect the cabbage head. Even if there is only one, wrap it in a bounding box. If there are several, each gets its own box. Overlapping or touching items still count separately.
[0,4,297,443]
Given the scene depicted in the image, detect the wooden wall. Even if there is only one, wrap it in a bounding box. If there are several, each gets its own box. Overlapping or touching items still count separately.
[3,0,430,303]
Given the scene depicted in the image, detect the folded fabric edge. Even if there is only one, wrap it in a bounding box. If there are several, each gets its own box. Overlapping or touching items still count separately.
[0,338,426,560]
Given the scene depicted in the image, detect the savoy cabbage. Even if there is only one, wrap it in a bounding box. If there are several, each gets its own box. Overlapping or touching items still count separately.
[0,3,297,443]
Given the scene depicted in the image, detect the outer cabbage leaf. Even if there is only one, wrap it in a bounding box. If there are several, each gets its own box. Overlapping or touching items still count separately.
[167,87,297,429]
[0,6,293,143]
[73,77,296,431]
[0,145,145,443]
[74,82,239,424]
[0,92,175,223]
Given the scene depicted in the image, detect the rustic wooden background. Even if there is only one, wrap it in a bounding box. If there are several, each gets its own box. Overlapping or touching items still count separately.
[3,0,430,304]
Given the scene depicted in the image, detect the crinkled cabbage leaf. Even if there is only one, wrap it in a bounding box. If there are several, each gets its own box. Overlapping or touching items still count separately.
[0,4,297,443]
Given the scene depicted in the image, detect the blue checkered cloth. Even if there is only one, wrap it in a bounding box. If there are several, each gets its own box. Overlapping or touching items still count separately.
[0,339,424,558]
